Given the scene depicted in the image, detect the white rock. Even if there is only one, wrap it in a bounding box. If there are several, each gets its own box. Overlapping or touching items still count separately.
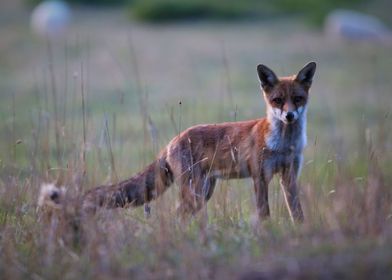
[31,0,71,38]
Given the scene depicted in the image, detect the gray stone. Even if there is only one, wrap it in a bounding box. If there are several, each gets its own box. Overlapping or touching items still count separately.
[31,0,71,38]
[325,9,390,41]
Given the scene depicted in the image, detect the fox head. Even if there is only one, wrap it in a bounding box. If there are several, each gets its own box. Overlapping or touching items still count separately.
[257,62,316,125]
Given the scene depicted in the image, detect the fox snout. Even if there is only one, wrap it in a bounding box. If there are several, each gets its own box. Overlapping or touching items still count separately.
[282,101,302,124]
[270,107,303,124]
[282,109,304,124]
[285,111,295,123]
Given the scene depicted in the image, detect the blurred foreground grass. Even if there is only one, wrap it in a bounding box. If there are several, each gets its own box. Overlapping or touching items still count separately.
[0,7,392,279]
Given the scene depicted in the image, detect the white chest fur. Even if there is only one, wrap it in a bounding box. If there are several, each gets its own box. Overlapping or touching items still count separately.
[265,107,307,154]
[263,109,307,179]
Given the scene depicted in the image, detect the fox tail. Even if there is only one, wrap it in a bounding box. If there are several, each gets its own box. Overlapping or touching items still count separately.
[38,155,174,215]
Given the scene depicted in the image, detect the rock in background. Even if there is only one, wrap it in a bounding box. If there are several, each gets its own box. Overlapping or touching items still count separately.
[325,9,391,42]
[30,0,71,38]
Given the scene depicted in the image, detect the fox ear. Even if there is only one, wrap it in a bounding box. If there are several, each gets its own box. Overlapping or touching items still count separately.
[295,62,316,88]
[257,64,278,92]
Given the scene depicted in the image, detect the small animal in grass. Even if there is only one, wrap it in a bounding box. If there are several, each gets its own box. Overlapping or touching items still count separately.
[40,62,316,223]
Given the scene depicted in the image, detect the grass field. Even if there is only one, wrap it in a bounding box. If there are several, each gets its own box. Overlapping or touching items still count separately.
[1,5,392,279]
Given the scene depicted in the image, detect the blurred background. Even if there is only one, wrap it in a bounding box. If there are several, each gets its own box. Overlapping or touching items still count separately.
[1,0,391,175]
[1,0,392,279]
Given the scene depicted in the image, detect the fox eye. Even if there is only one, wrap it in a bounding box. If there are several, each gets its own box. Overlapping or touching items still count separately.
[272,97,283,105]
[293,96,304,103]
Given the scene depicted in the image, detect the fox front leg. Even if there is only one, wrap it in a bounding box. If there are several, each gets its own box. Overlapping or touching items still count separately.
[252,174,271,220]
[280,156,304,222]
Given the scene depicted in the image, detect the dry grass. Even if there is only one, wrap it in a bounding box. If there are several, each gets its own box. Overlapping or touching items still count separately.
[0,7,392,280]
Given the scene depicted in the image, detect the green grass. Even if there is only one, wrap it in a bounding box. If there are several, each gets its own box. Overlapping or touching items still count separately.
[0,6,392,280]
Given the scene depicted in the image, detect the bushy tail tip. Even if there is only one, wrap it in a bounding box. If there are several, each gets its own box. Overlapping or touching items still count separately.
[37,183,65,210]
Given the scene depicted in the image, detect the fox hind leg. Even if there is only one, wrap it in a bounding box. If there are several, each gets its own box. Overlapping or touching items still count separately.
[177,174,217,219]
[202,176,216,201]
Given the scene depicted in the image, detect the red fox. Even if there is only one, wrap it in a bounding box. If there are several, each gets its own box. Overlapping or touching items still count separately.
[40,62,316,222]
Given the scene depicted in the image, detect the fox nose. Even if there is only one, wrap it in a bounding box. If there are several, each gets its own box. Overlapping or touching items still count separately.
[286,112,294,122]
